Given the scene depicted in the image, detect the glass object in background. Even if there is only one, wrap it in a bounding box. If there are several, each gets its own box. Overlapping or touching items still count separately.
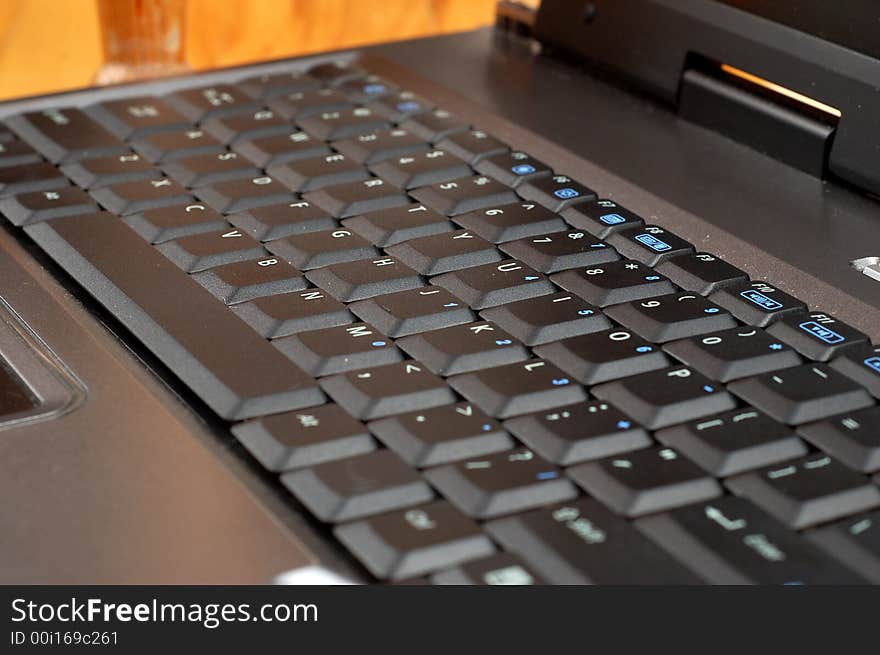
[94,0,190,85]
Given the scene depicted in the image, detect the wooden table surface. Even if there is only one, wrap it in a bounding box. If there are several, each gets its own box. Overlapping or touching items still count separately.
[0,0,498,101]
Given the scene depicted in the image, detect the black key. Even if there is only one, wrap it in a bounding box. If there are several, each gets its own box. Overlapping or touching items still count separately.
[86,96,189,138]
[0,187,97,226]
[384,228,501,275]
[808,510,880,583]
[606,225,695,266]
[335,500,494,580]
[710,280,807,327]
[226,200,336,242]
[368,90,434,121]
[303,177,410,218]
[266,227,377,270]
[726,454,880,529]
[320,361,456,419]
[305,256,423,302]
[487,498,702,584]
[332,128,428,164]
[656,407,807,476]
[551,259,675,307]
[348,286,475,337]
[236,71,321,98]
[397,321,530,375]
[604,292,737,343]
[500,229,617,272]
[267,88,352,120]
[298,106,389,141]
[568,446,722,517]
[433,259,555,310]
[400,108,469,142]
[410,175,518,217]
[90,177,192,215]
[474,150,552,187]
[728,363,874,424]
[306,60,366,86]
[231,288,353,338]
[60,151,159,189]
[561,198,645,238]
[637,496,864,583]
[369,149,472,190]
[0,161,67,197]
[767,311,870,361]
[339,74,399,102]
[517,173,596,212]
[431,552,547,585]
[592,365,736,429]
[131,127,225,163]
[231,404,374,471]
[192,254,307,304]
[504,400,651,465]
[0,138,42,168]
[122,201,228,244]
[281,449,433,522]
[656,252,749,295]
[435,129,507,163]
[535,328,669,384]
[233,130,330,169]
[480,292,610,346]
[831,344,880,399]
[156,227,265,272]
[342,203,452,247]
[449,359,587,418]
[798,406,880,473]
[25,214,322,419]
[165,84,258,121]
[369,402,511,467]
[201,109,290,144]
[456,202,567,244]
[195,175,296,213]
[274,322,402,376]
[425,447,576,518]
[6,108,127,163]
[162,150,261,187]
[664,325,801,382]
[267,152,369,192]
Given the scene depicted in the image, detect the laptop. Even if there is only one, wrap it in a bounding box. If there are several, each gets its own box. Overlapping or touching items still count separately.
[1,0,878,584]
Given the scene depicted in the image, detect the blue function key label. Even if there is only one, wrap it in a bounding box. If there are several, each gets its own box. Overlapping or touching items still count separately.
[363,83,388,95]
[511,164,537,176]
[864,356,880,374]
[599,213,627,225]
[554,187,580,199]
[740,289,783,311]
[798,321,845,344]
[634,233,672,252]
[397,100,421,113]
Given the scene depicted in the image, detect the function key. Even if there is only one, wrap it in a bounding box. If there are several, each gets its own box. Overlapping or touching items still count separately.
[830,343,880,398]
[267,88,352,120]
[709,280,807,327]
[7,108,127,163]
[517,173,596,212]
[767,311,870,361]
[656,252,748,295]
[474,150,552,187]
[131,127,225,163]
[562,198,645,237]
[607,225,695,266]
[164,84,259,121]
[435,129,508,164]
[368,90,434,121]
[400,108,469,142]
[86,96,189,139]
[236,71,321,98]
[306,60,366,86]
[297,106,389,141]
[339,74,399,102]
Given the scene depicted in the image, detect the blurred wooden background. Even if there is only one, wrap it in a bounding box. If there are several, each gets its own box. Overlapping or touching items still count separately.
[0,0,499,100]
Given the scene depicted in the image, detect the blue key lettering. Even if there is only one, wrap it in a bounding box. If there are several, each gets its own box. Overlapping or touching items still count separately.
[740,290,783,311]
[511,164,536,175]
[864,356,880,374]
[554,187,580,199]
[798,321,845,344]
[599,213,627,225]
[634,233,672,252]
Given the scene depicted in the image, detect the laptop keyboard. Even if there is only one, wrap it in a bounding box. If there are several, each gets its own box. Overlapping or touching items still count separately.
[2,58,880,584]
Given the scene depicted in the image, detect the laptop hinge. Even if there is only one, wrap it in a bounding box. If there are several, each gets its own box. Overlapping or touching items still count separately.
[678,60,838,178]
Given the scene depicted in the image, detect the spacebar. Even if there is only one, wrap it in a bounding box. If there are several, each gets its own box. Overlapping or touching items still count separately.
[24,213,324,420]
